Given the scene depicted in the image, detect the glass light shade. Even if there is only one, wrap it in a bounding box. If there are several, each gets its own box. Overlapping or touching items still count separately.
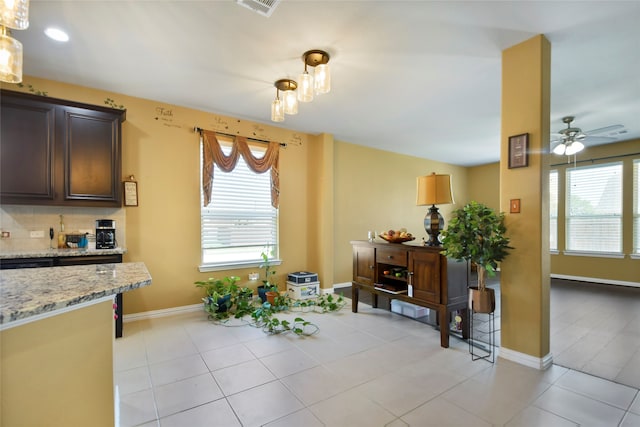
[0,30,22,83]
[271,98,284,122]
[297,72,313,103]
[1,0,29,30]
[282,89,298,115]
[314,63,330,95]
[416,173,454,206]
[552,143,566,155]
[565,141,584,156]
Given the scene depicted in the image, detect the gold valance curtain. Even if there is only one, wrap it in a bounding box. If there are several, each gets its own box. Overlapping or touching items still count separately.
[201,130,280,208]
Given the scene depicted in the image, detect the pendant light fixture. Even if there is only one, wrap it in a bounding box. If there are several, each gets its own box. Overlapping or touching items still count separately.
[271,86,284,122]
[303,49,330,95]
[276,78,298,115]
[271,79,298,122]
[0,0,29,83]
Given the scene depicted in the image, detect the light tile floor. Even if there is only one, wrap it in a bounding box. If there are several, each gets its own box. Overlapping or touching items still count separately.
[115,299,640,427]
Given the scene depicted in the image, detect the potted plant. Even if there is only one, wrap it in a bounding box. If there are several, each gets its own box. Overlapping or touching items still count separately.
[257,249,279,303]
[440,201,512,313]
[195,276,240,318]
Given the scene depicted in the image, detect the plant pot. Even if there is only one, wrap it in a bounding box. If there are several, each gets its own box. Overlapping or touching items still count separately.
[257,286,268,303]
[217,294,231,313]
[266,291,279,305]
[468,287,495,314]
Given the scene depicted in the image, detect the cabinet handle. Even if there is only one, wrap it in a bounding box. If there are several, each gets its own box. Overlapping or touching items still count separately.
[387,255,393,259]
[369,265,374,270]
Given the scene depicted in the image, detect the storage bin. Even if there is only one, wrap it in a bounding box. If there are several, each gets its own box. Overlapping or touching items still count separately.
[287,280,319,300]
[391,299,429,319]
[287,271,319,284]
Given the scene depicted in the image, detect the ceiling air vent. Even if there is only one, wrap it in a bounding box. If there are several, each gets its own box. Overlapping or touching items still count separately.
[236,0,281,17]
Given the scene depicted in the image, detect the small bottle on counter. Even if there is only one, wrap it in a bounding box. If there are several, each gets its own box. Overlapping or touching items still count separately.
[57,214,66,249]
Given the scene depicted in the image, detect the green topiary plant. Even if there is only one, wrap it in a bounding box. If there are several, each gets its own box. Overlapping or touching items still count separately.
[440,201,512,312]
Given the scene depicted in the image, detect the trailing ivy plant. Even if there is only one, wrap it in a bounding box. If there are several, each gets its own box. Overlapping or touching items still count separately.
[194,276,344,336]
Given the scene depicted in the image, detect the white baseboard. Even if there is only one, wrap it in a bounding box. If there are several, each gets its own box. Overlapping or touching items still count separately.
[551,274,639,288]
[499,347,553,370]
[123,303,202,323]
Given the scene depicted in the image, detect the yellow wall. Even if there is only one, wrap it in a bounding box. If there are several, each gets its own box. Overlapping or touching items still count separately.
[1,300,114,427]
[467,162,500,212]
[332,140,469,284]
[6,77,321,314]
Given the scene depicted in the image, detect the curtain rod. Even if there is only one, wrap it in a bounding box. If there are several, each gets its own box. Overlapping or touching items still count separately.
[194,127,286,147]
[550,151,640,167]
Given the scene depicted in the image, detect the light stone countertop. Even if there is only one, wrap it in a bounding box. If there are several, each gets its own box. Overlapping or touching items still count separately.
[0,262,151,325]
[0,247,126,259]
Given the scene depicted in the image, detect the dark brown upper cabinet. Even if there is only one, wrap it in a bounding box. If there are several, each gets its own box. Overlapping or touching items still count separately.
[1,90,126,207]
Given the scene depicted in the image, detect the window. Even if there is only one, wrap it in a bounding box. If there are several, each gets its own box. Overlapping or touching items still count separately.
[549,170,558,251]
[634,159,640,255]
[200,138,278,268]
[565,162,622,253]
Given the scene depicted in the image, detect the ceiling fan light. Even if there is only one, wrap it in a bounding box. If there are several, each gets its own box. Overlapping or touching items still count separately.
[0,27,22,83]
[565,141,584,156]
[552,143,566,155]
[0,0,29,30]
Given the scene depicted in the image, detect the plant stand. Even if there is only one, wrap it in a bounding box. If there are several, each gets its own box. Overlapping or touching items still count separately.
[468,306,495,363]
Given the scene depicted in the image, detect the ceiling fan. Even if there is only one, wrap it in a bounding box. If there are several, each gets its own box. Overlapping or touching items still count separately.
[550,116,624,156]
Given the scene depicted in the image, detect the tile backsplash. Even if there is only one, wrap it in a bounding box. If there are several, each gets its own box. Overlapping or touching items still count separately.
[0,205,126,252]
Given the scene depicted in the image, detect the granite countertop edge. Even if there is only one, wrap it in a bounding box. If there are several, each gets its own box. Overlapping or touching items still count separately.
[0,262,151,325]
[0,247,127,259]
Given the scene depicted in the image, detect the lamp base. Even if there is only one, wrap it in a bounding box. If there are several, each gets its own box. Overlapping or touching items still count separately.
[424,204,444,246]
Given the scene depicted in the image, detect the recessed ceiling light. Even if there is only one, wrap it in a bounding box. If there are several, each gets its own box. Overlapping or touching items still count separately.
[44,28,69,42]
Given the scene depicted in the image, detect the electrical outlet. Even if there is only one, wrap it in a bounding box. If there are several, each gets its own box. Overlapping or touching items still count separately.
[30,230,45,238]
[1,231,10,239]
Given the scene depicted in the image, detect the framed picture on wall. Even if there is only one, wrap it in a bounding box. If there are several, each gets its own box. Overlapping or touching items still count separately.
[123,176,138,206]
[508,133,529,169]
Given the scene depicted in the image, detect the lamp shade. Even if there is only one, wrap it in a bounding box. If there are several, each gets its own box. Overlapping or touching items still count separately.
[0,28,22,83]
[314,63,330,94]
[416,173,454,206]
[282,89,298,115]
[297,71,313,103]
[1,0,29,30]
[270,98,284,122]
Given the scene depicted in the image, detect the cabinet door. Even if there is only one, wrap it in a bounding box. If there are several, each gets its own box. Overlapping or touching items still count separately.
[0,96,56,203]
[58,106,122,204]
[353,245,375,285]
[409,250,441,303]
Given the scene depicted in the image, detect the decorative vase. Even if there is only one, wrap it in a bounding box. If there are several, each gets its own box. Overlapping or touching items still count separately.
[468,287,495,314]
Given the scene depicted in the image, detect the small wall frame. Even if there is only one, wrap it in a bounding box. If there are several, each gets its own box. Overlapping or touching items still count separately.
[508,133,529,169]
[123,176,138,206]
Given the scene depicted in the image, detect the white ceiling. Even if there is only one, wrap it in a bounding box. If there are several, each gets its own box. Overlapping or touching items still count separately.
[15,0,640,166]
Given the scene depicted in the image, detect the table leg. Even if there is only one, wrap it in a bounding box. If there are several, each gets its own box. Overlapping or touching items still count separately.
[351,284,359,313]
[439,308,449,348]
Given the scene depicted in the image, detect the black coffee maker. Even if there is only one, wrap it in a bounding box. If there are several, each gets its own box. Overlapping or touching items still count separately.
[96,219,116,249]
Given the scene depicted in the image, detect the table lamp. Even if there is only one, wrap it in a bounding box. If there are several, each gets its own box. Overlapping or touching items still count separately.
[416,173,454,246]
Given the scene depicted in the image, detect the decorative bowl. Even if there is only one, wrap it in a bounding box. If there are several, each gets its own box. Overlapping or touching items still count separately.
[378,234,415,244]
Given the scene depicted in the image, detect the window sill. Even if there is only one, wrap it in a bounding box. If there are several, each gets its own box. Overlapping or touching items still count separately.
[198,258,282,273]
[562,251,625,259]
[630,254,640,260]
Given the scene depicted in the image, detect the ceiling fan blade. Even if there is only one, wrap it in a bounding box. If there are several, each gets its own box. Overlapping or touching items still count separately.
[585,124,624,135]
[583,135,617,144]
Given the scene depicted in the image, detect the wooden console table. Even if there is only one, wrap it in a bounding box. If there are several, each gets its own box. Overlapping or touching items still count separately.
[351,240,469,348]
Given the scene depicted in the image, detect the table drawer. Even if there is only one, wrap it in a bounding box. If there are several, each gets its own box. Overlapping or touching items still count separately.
[376,248,407,267]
